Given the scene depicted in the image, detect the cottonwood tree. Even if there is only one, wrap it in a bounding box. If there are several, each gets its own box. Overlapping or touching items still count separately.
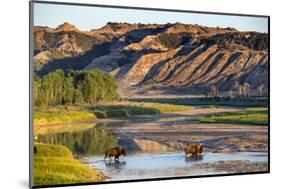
[228,90,234,98]
[63,75,74,104]
[34,69,119,107]
[73,88,83,104]
[211,86,219,97]
[234,81,242,97]
[258,84,264,97]
[242,82,251,98]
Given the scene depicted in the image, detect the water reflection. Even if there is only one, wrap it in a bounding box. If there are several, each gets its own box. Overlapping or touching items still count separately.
[37,125,118,155]
[105,160,127,172]
[185,155,204,162]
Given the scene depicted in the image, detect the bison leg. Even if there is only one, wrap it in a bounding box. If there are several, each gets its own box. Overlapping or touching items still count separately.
[107,155,112,162]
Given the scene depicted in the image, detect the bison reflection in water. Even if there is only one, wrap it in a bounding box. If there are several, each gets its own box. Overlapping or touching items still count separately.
[105,160,127,172]
[185,154,204,162]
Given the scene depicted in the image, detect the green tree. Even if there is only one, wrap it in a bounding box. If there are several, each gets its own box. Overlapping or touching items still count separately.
[63,75,74,104]
[73,88,83,104]
[34,69,119,106]
[82,74,97,103]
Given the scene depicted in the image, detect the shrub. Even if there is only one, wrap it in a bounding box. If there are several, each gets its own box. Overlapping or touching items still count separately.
[159,32,191,49]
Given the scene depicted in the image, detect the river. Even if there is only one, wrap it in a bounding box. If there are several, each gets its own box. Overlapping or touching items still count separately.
[37,106,268,181]
[81,152,267,181]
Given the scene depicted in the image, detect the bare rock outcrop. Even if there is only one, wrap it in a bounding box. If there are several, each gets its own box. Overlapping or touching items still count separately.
[33,22,268,97]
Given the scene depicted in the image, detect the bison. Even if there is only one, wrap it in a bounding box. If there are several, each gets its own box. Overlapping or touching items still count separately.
[104,146,127,161]
[184,144,203,157]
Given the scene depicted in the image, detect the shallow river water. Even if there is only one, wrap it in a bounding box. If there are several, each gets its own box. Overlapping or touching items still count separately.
[81,152,268,181]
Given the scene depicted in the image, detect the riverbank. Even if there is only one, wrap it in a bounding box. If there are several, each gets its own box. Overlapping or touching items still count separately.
[194,107,268,125]
[33,144,105,186]
[107,107,268,153]
[34,102,192,126]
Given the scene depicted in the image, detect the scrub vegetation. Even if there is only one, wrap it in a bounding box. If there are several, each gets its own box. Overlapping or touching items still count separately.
[195,107,268,125]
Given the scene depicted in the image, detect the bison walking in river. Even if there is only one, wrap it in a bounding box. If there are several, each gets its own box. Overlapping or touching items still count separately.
[104,146,127,161]
[184,144,203,157]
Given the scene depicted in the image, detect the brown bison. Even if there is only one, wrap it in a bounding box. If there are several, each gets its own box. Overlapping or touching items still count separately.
[104,146,127,161]
[184,144,203,157]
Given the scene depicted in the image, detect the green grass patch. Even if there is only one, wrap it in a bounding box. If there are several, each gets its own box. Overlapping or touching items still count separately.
[90,101,192,118]
[206,105,219,109]
[33,144,105,187]
[195,107,268,125]
[34,105,97,126]
[130,97,268,107]
[34,102,192,126]
[34,123,95,136]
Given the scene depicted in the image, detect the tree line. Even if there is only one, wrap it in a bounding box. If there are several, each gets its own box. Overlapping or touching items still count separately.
[206,81,267,98]
[34,69,119,107]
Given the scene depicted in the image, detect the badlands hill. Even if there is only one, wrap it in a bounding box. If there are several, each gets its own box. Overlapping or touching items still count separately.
[33,22,268,98]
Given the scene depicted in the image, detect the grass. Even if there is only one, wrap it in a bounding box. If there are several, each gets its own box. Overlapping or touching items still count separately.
[34,105,97,126]
[130,97,268,107]
[34,123,95,136]
[195,107,268,125]
[206,105,219,108]
[33,144,105,187]
[89,101,192,118]
[34,102,192,126]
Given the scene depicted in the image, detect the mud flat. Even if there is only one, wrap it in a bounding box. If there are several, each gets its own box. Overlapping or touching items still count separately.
[113,123,268,153]
[106,107,268,153]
